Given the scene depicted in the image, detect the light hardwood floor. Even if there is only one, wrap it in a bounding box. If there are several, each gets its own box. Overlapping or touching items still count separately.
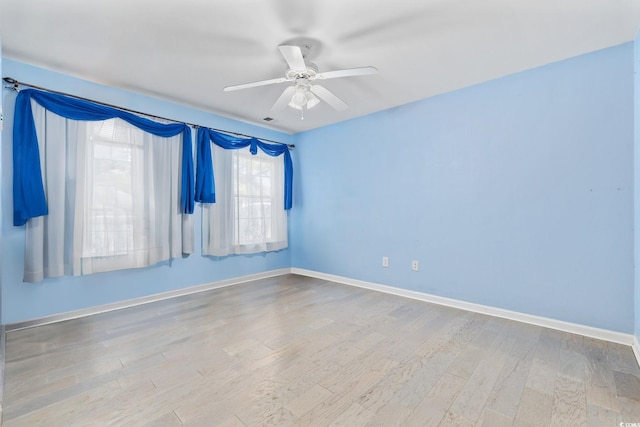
[2,274,640,426]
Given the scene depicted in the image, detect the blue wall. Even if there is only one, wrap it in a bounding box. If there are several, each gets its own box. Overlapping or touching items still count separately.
[1,58,293,324]
[291,43,635,333]
[0,36,3,328]
[634,30,640,344]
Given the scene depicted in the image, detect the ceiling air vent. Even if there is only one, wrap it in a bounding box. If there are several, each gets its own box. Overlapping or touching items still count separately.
[263,117,274,122]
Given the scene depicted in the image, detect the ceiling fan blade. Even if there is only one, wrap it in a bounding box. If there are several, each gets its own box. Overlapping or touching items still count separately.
[224,77,288,92]
[310,85,348,111]
[278,45,307,71]
[271,86,296,111]
[316,66,378,80]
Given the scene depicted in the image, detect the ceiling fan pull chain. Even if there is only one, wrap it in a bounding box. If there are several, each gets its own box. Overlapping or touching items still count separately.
[301,108,304,120]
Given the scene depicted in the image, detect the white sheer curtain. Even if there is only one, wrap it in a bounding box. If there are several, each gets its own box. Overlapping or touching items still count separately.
[202,144,287,256]
[24,102,193,283]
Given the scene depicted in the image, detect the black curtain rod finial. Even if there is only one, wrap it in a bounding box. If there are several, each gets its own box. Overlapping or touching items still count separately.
[3,77,20,92]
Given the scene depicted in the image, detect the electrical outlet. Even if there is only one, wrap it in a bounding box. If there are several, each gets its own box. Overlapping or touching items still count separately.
[382,256,389,267]
[412,260,419,271]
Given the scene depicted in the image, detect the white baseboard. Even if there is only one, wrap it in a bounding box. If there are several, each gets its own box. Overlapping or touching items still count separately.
[291,268,634,347]
[0,323,4,409]
[633,336,640,368]
[6,268,291,332]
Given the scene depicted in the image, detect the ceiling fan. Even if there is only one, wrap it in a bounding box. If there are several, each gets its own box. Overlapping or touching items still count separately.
[223,44,377,118]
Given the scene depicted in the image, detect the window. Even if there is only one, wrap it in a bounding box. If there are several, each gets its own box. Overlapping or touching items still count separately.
[23,105,192,282]
[202,145,288,256]
[83,120,141,258]
[234,148,276,246]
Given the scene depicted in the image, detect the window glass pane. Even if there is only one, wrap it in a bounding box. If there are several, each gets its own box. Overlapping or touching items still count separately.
[233,149,277,246]
[83,119,143,258]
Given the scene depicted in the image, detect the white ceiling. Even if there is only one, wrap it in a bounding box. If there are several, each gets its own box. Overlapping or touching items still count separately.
[1,0,639,134]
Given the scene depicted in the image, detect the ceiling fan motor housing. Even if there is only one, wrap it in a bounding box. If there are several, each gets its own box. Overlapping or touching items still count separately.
[286,63,318,81]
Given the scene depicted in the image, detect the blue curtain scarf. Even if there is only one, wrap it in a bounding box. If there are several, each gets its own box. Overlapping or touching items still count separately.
[12,89,194,226]
[12,89,291,226]
[195,127,293,210]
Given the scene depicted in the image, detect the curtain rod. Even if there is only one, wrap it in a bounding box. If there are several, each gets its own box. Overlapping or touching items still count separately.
[2,77,294,149]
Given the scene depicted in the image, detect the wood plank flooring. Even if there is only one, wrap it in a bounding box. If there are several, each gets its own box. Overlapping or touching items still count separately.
[2,274,640,426]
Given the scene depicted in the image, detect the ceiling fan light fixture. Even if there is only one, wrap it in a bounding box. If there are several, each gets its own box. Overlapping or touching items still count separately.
[306,92,320,109]
[290,86,308,108]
